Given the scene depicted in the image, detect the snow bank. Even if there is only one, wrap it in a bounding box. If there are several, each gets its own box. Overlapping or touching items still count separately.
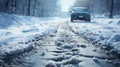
[92,18,120,25]
[0,12,61,60]
[69,18,120,54]
[0,13,15,29]
[106,33,120,51]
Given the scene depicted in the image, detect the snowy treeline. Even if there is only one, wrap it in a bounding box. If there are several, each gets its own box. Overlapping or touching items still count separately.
[73,0,120,18]
[0,0,120,18]
[0,0,60,17]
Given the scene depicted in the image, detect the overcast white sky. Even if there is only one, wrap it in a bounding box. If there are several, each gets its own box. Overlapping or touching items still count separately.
[58,0,76,12]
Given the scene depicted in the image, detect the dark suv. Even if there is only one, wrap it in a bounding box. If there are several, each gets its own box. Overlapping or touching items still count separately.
[70,7,91,22]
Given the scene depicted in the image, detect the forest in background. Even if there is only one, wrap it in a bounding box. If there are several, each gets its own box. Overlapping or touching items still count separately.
[0,0,120,18]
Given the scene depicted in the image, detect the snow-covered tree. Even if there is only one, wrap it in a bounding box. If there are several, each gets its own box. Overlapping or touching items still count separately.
[0,0,120,18]
[0,0,60,17]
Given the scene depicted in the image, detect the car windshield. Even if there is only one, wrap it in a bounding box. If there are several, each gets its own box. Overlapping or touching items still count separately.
[72,7,88,12]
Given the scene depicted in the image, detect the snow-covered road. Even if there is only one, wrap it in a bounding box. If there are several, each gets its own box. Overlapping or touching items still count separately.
[2,20,118,67]
[0,13,120,67]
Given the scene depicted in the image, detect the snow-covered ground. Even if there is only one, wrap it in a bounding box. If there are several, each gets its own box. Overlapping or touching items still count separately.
[0,12,120,67]
[3,18,115,67]
[69,19,120,54]
[0,12,63,59]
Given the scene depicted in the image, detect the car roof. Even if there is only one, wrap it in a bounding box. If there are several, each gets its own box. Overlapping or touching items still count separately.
[72,7,87,10]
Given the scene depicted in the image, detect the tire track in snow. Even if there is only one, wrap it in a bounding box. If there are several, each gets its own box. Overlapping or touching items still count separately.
[66,20,119,64]
[3,19,116,67]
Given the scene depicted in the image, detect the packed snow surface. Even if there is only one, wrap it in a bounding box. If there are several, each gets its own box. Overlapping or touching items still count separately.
[0,13,120,67]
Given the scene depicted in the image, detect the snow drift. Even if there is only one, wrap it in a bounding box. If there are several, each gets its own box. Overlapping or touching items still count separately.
[69,19,120,54]
[0,12,60,60]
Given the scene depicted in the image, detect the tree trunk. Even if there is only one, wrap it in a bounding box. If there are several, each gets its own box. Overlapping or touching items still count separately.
[33,0,37,16]
[110,0,114,18]
[27,0,31,15]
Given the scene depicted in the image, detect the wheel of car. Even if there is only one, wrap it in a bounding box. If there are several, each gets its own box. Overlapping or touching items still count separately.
[86,18,90,21]
[85,16,91,21]
[71,18,74,22]
[71,16,74,22]
[88,19,91,21]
